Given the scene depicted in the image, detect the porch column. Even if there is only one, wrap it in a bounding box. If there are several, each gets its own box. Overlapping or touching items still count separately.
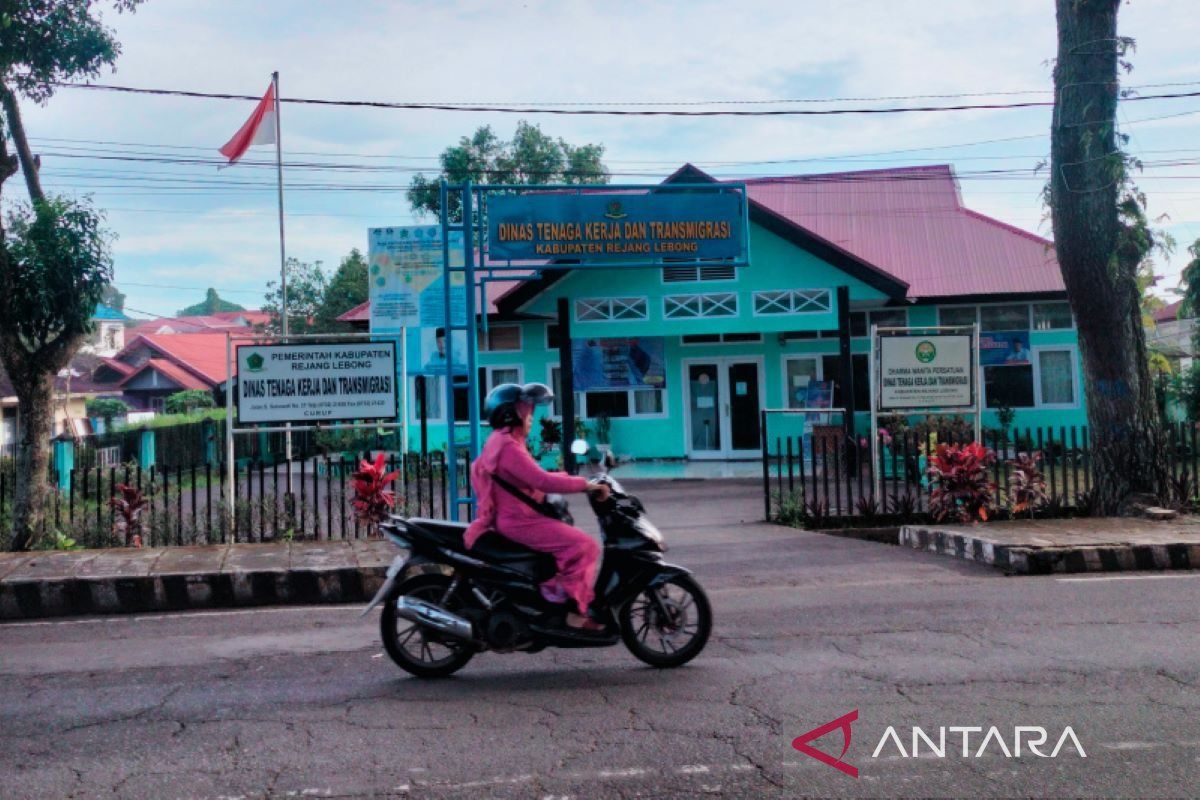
[837,285,856,463]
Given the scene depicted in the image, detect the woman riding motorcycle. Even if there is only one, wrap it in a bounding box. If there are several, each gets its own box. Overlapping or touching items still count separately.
[464,383,610,632]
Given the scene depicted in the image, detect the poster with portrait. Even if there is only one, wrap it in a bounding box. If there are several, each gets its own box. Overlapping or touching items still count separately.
[979,331,1031,366]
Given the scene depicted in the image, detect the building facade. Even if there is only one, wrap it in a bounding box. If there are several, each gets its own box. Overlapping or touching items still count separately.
[351,164,1083,460]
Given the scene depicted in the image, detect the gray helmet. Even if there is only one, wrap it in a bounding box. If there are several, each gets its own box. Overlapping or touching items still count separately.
[484,382,554,428]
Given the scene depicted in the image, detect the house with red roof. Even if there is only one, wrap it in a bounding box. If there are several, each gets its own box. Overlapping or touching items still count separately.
[93,333,236,413]
[350,163,1080,460]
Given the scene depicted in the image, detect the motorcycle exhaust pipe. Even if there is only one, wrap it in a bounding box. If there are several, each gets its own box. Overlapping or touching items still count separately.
[394,596,475,642]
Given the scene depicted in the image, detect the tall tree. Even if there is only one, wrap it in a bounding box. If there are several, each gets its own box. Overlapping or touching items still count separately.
[261,258,328,335]
[0,0,143,551]
[407,121,609,221]
[178,288,246,316]
[313,248,368,332]
[1049,0,1168,512]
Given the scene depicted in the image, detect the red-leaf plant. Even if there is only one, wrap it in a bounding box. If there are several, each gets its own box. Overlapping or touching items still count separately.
[926,442,997,524]
[351,453,400,536]
[1007,451,1049,518]
[108,483,150,547]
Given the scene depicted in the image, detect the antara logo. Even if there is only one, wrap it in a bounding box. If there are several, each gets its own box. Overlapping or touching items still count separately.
[793,711,1087,778]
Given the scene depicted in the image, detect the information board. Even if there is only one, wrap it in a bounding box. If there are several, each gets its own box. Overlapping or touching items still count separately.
[878,334,974,410]
[571,337,666,391]
[236,342,398,425]
[368,225,466,334]
[488,192,745,262]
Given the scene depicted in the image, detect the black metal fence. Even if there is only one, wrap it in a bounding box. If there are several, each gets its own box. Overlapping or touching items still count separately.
[763,423,1200,526]
[0,451,453,549]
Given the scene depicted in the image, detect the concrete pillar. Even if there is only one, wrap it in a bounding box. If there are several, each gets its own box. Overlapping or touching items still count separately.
[53,437,74,492]
[139,429,156,471]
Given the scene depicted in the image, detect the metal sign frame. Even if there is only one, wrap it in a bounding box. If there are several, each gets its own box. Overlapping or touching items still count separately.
[869,323,982,501]
[436,180,750,520]
[223,331,405,531]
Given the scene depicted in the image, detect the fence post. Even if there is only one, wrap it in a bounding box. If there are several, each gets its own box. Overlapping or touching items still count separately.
[203,419,218,465]
[52,435,74,493]
[139,429,156,471]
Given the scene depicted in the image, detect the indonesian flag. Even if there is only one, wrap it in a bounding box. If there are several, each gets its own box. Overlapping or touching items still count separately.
[218,82,277,164]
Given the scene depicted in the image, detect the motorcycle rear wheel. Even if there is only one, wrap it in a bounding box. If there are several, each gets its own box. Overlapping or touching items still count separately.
[620,574,712,668]
[380,574,475,678]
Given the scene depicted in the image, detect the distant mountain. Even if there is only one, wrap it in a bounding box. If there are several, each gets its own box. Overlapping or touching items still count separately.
[178,288,246,316]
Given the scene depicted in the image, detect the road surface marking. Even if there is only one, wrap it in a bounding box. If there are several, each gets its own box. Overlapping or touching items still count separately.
[0,604,364,628]
[1056,574,1200,583]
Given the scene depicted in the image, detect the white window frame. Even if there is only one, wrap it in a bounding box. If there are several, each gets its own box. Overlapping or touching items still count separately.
[482,364,524,391]
[663,292,738,320]
[581,387,668,420]
[1032,346,1080,409]
[780,354,825,408]
[1032,301,1075,331]
[575,297,648,323]
[937,305,980,327]
[753,289,832,317]
[979,302,1033,332]
[478,324,522,352]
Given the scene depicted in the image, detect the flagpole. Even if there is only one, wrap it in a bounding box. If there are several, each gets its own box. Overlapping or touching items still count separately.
[272,70,294,463]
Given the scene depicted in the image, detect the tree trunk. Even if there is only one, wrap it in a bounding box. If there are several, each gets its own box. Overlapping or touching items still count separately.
[9,372,55,551]
[1049,0,1167,514]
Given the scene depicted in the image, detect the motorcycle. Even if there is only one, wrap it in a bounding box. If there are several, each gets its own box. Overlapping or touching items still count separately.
[363,440,712,677]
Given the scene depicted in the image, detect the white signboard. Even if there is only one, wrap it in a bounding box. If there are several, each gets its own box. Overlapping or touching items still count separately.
[368,225,466,334]
[236,342,398,424]
[879,334,973,410]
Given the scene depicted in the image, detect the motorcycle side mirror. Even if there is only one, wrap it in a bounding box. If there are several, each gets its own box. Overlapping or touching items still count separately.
[570,439,589,456]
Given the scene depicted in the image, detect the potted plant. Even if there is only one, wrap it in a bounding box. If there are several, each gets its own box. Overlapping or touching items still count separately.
[592,412,613,457]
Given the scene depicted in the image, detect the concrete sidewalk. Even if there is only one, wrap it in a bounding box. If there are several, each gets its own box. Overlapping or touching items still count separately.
[900,516,1200,575]
[0,540,395,620]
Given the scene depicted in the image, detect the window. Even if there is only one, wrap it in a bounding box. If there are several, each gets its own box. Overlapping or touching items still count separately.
[585,391,630,418]
[1033,302,1073,330]
[477,324,521,352]
[980,304,1030,331]
[150,396,166,413]
[1036,349,1076,406]
[662,264,736,283]
[545,324,561,350]
[633,389,663,415]
[820,354,871,412]
[753,289,832,315]
[663,292,738,319]
[576,297,647,322]
[868,309,908,330]
[984,365,1034,409]
[784,357,819,408]
[939,306,978,327]
[411,375,443,421]
[479,366,522,420]
[682,333,761,345]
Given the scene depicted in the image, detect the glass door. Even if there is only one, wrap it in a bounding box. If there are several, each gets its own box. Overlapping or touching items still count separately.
[687,363,722,456]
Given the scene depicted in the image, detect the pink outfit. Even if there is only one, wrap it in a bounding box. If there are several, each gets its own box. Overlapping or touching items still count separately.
[465,426,600,615]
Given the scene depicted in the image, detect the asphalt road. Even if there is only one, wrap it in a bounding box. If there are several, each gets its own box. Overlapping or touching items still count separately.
[2,480,1199,799]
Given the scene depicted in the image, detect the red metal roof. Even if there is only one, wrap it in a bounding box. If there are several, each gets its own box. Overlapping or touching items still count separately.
[116,333,236,386]
[739,165,1062,299]
[1154,299,1184,323]
[120,358,211,391]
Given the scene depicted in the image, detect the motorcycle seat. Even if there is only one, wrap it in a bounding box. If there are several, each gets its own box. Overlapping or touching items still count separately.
[470,532,553,566]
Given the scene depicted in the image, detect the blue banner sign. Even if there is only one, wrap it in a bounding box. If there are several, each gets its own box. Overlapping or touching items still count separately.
[488,191,745,262]
[980,331,1031,366]
[572,337,666,391]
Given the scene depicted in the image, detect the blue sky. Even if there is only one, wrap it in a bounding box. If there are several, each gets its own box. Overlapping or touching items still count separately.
[10,0,1200,318]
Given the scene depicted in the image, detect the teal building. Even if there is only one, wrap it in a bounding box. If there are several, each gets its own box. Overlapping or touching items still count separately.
[345,164,1082,460]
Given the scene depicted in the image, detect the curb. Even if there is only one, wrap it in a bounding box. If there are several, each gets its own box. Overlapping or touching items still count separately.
[899,525,1200,575]
[0,566,387,621]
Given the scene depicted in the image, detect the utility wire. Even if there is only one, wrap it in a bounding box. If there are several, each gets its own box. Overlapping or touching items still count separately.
[52,81,1200,116]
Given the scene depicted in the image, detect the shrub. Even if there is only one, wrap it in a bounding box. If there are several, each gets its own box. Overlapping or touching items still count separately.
[350,453,399,536]
[108,483,150,547]
[1007,451,1049,518]
[164,390,215,416]
[926,442,996,523]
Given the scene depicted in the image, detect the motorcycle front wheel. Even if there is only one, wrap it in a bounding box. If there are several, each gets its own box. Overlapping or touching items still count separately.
[620,574,712,668]
[380,574,475,678]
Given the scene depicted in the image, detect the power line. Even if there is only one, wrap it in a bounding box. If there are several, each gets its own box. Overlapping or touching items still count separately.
[52,81,1200,116]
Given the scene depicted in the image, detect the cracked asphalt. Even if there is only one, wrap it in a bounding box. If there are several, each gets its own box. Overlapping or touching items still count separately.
[2,479,1199,799]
